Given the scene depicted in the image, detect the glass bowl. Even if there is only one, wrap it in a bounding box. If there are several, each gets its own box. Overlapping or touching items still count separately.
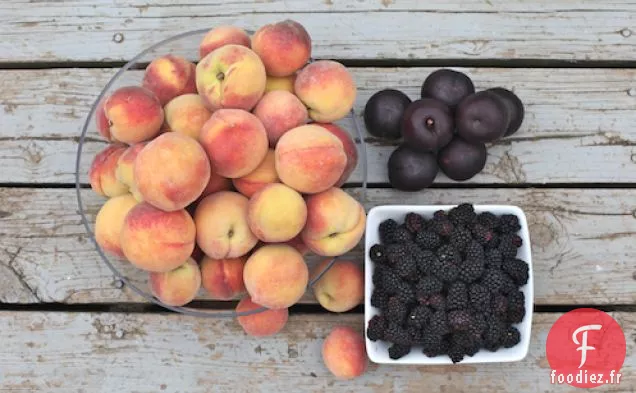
[76,29,368,318]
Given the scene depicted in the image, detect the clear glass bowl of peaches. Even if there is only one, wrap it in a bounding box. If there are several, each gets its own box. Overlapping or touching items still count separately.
[76,20,368,327]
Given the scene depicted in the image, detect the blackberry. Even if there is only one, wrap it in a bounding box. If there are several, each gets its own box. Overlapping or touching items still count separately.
[452,331,480,356]
[379,218,398,244]
[372,264,386,288]
[386,243,409,266]
[407,305,433,329]
[499,214,521,234]
[369,244,387,264]
[503,258,529,286]
[415,230,442,250]
[433,259,459,283]
[388,344,411,360]
[407,326,425,345]
[429,215,454,237]
[469,283,490,312]
[366,315,386,341]
[484,232,500,250]
[469,312,488,340]
[370,289,388,310]
[380,269,401,294]
[415,249,437,275]
[421,333,448,357]
[385,322,411,346]
[447,282,468,310]
[448,310,473,331]
[471,224,494,245]
[484,316,506,351]
[415,276,444,299]
[428,311,450,335]
[463,241,485,262]
[447,345,466,363]
[395,282,416,304]
[485,248,503,269]
[450,226,472,252]
[507,291,525,324]
[395,255,417,279]
[405,212,426,233]
[421,293,447,311]
[393,224,413,243]
[449,203,476,226]
[482,269,507,294]
[500,274,518,295]
[433,210,448,220]
[477,211,500,230]
[502,326,521,348]
[436,244,461,266]
[386,297,409,322]
[499,234,523,259]
[491,295,509,318]
[459,258,485,283]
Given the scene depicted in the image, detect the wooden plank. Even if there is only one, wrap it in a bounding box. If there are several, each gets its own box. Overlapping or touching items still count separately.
[0,187,634,305]
[1,1,635,63]
[1,67,635,185]
[0,311,633,392]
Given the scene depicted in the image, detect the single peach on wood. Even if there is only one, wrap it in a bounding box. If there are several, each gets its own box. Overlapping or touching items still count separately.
[247,183,307,243]
[134,132,211,211]
[195,191,258,259]
[163,94,211,140]
[315,123,358,186]
[115,142,147,201]
[251,19,311,77]
[200,256,246,300]
[89,143,129,197]
[236,296,289,337]
[253,90,308,146]
[275,124,346,194]
[265,74,296,94]
[120,203,196,273]
[100,86,164,144]
[95,194,138,258]
[311,259,363,313]
[322,326,368,380]
[142,55,197,105]
[149,258,201,306]
[199,26,251,59]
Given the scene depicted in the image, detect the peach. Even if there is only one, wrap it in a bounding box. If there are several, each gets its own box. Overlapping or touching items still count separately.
[95,100,115,141]
[149,258,201,306]
[196,45,266,111]
[115,142,147,201]
[236,296,288,337]
[134,133,211,211]
[322,326,368,380]
[199,169,233,200]
[311,259,363,312]
[200,256,246,300]
[89,144,129,197]
[199,26,251,59]
[100,86,164,144]
[295,60,356,123]
[120,203,195,272]
[194,191,258,259]
[142,55,197,105]
[247,183,307,243]
[94,194,138,258]
[275,124,347,194]
[163,94,211,140]
[265,74,296,94]
[251,20,311,77]
[253,91,308,146]
[243,244,308,309]
[301,188,366,257]
[232,149,278,197]
[199,109,268,178]
[315,123,358,186]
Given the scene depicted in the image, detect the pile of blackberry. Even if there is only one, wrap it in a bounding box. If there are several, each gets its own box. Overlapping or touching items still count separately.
[367,203,528,363]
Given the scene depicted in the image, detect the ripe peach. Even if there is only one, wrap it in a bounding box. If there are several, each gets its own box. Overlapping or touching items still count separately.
[163,94,211,140]
[301,188,366,257]
[199,169,233,200]
[95,194,138,258]
[247,183,307,243]
[149,258,201,306]
[194,191,258,259]
[275,124,346,194]
[199,109,268,178]
[196,45,266,111]
[232,149,278,197]
[142,55,197,105]
[120,203,195,273]
[115,142,147,201]
[322,326,368,380]
[253,90,308,146]
[134,133,211,211]
[295,60,356,123]
[265,74,296,94]
[315,123,358,186]
[311,259,363,312]
[200,256,246,300]
[243,244,308,309]
[100,86,164,144]
[199,26,251,59]
[252,20,311,77]
[89,144,129,197]
[95,100,114,141]
[236,296,288,337]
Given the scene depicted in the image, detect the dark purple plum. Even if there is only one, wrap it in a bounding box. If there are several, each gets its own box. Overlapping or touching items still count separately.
[437,137,487,181]
[388,145,438,191]
[421,69,475,109]
[364,89,412,140]
[488,87,525,137]
[456,91,510,143]
[401,98,454,152]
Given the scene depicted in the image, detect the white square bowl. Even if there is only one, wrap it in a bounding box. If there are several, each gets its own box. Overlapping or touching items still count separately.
[364,205,533,365]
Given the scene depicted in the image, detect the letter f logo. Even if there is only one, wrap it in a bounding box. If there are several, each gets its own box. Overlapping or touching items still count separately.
[572,324,602,368]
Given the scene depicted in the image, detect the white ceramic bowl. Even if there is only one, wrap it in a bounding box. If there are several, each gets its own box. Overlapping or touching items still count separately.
[364,205,533,365]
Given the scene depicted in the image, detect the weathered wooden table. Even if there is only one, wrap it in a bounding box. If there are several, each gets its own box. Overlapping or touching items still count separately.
[1,1,635,391]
